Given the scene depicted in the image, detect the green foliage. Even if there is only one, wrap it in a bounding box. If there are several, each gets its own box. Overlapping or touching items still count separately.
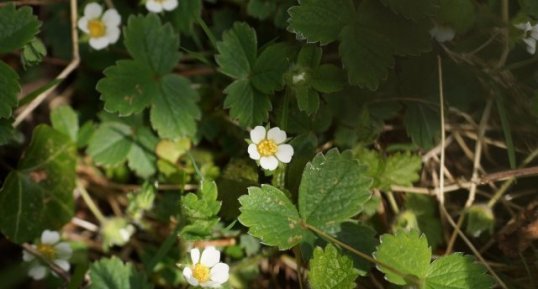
[0,119,15,145]
[21,37,47,69]
[0,4,41,54]
[437,0,475,33]
[465,205,494,237]
[181,180,222,240]
[401,194,444,249]
[379,0,438,20]
[168,0,202,34]
[89,257,152,289]
[247,0,277,20]
[336,223,378,276]
[51,105,79,142]
[404,102,440,149]
[0,125,75,243]
[425,253,495,289]
[308,244,359,289]
[0,61,20,119]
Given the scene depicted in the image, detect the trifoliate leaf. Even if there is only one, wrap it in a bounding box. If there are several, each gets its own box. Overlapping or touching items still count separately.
[0,119,15,145]
[308,244,359,289]
[97,60,158,116]
[127,127,158,178]
[215,22,257,79]
[124,14,180,75]
[374,231,431,286]
[438,0,475,33]
[0,125,75,243]
[21,37,47,69]
[51,105,79,142]
[251,43,292,94]
[404,102,440,149]
[465,204,494,237]
[0,61,20,119]
[379,0,439,20]
[299,149,372,231]
[181,180,221,240]
[89,257,152,289]
[336,223,378,276]
[0,4,41,54]
[238,185,305,250]
[87,122,133,167]
[378,151,422,190]
[223,79,271,127]
[425,254,495,289]
[247,0,277,20]
[150,74,201,139]
[287,0,355,45]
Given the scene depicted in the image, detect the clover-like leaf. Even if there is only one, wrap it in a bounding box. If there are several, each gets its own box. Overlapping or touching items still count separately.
[0,61,20,119]
[251,42,292,94]
[0,4,41,54]
[425,254,495,289]
[89,257,152,289]
[215,22,257,79]
[87,122,133,167]
[299,149,372,231]
[238,185,305,250]
[0,125,76,243]
[308,244,359,289]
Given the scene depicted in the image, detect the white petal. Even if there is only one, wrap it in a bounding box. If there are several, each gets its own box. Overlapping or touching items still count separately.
[201,280,222,288]
[523,38,536,55]
[183,267,199,286]
[23,250,35,262]
[163,0,178,11]
[249,126,266,144]
[146,0,163,13]
[275,144,294,163]
[267,127,287,144]
[260,156,279,171]
[105,25,121,44]
[210,263,230,283]
[531,25,538,40]
[200,247,220,268]
[54,259,70,271]
[41,230,60,245]
[515,22,530,31]
[430,26,455,43]
[78,17,89,33]
[84,2,103,18]
[102,9,121,27]
[89,37,110,50]
[248,143,260,160]
[55,243,73,259]
[190,248,200,264]
[28,265,48,280]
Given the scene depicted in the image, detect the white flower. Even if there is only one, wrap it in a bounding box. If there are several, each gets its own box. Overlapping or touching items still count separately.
[23,230,72,280]
[429,25,455,43]
[515,21,538,55]
[248,126,294,171]
[77,3,121,50]
[183,247,230,288]
[145,0,178,13]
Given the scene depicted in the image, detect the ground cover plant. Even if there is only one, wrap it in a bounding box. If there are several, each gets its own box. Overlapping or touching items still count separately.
[1,0,538,288]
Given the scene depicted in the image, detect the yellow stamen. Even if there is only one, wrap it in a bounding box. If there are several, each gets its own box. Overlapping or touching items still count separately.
[88,19,106,38]
[192,263,210,283]
[36,244,56,260]
[257,139,278,157]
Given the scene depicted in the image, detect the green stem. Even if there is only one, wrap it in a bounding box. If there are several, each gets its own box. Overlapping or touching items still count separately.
[197,17,218,49]
[77,182,106,223]
[385,191,400,214]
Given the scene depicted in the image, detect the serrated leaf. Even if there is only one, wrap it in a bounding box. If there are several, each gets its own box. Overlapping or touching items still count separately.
[97,60,158,116]
[0,119,15,145]
[215,22,257,79]
[124,14,180,75]
[0,125,75,243]
[181,180,221,240]
[379,0,438,20]
[51,105,79,142]
[150,74,201,139]
[0,4,41,54]
[404,102,440,149]
[87,122,133,166]
[0,61,20,119]
[238,185,305,250]
[308,244,359,289]
[336,223,378,276]
[287,0,355,45]
[299,149,372,231]
[223,79,271,127]
[127,127,158,178]
[425,254,494,289]
[374,231,431,285]
[378,151,422,190]
[89,257,152,289]
[251,43,291,94]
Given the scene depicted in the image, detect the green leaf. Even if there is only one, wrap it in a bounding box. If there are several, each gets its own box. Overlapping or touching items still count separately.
[308,244,359,289]
[336,223,378,276]
[251,43,292,94]
[465,205,494,237]
[51,105,79,142]
[438,0,475,33]
[181,180,222,240]
[299,149,372,231]
[127,127,158,178]
[378,151,422,190]
[223,79,271,127]
[167,0,202,34]
[379,0,438,20]
[124,14,180,75]
[425,254,494,289]
[0,4,41,54]
[215,22,257,79]
[0,119,15,145]
[288,0,355,45]
[295,87,320,115]
[374,231,431,285]
[0,61,20,119]
[21,37,47,69]
[89,257,152,289]
[0,125,76,243]
[97,60,158,116]
[405,194,443,249]
[150,74,201,139]
[87,122,133,167]
[238,185,305,250]
[297,45,322,68]
[404,102,440,149]
[311,64,345,93]
[247,0,277,20]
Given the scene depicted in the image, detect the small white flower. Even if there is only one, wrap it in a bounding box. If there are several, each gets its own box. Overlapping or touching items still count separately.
[183,247,230,288]
[78,3,121,50]
[145,0,178,13]
[515,21,538,55]
[248,126,294,171]
[23,230,72,280]
[292,72,306,84]
[429,25,455,43]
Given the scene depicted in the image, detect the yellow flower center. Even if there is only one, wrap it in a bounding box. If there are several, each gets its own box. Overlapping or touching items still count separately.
[36,244,56,260]
[192,263,210,283]
[88,19,106,38]
[257,139,278,157]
